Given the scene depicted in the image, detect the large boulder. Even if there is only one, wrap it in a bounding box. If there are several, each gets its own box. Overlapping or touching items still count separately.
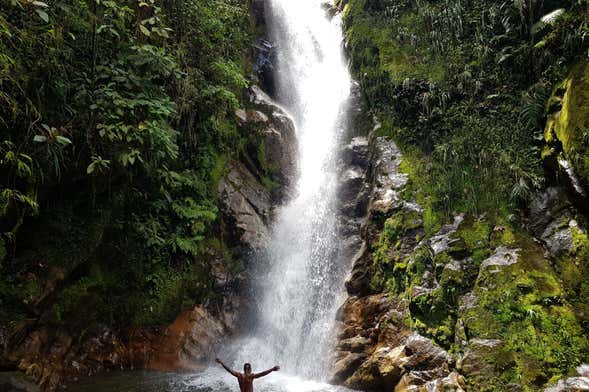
[147,306,227,372]
[529,187,582,257]
[217,162,271,252]
[458,339,508,383]
[345,333,454,391]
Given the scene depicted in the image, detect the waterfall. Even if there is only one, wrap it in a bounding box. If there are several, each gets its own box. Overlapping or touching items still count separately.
[232,0,352,381]
[67,2,356,391]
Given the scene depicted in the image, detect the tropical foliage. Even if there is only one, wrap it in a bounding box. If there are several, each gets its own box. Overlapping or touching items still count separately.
[342,0,588,215]
[0,0,253,328]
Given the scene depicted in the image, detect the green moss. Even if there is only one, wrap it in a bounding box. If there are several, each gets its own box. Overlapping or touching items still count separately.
[455,217,491,250]
[398,149,443,235]
[572,226,589,258]
[544,61,589,186]
[371,210,424,291]
[462,233,589,388]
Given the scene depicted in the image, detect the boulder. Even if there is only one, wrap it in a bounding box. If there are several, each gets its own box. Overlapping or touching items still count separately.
[528,187,586,257]
[147,306,226,372]
[478,247,519,276]
[217,163,271,252]
[394,369,450,392]
[423,371,467,392]
[346,345,406,390]
[344,242,372,296]
[427,214,465,255]
[402,334,452,372]
[458,339,507,383]
[241,86,298,202]
[330,352,368,383]
[345,333,454,391]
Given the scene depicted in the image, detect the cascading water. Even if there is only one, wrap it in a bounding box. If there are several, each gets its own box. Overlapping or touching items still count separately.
[230,0,353,380]
[70,1,354,391]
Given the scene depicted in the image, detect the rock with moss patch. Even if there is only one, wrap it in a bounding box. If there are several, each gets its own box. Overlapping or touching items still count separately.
[543,61,589,190]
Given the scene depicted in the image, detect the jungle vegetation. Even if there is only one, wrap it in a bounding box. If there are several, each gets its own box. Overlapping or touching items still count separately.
[0,0,254,329]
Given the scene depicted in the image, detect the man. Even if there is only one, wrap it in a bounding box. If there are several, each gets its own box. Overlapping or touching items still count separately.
[215,358,280,392]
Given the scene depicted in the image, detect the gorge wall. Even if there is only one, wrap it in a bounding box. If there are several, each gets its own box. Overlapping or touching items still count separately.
[328,0,589,391]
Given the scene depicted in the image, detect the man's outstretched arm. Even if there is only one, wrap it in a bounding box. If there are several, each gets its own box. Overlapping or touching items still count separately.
[215,358,240,377]
[253,365,280,379]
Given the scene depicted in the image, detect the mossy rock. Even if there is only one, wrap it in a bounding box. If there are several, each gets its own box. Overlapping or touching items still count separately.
[544,61,589,187]
[461,235,589,389]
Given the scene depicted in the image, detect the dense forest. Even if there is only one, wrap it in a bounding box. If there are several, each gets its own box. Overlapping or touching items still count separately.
[0,0,255,329]
[1,0,589,391]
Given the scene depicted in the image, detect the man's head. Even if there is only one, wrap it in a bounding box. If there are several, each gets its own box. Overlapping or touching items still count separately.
[244,363,252,374]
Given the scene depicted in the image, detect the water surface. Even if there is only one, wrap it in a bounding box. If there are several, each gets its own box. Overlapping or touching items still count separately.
[69,369,352,392]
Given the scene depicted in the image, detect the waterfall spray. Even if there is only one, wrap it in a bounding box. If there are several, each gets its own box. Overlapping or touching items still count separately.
[232,0,353,381]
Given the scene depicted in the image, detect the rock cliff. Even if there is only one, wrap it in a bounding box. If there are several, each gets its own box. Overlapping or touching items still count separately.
[331,117,589,391]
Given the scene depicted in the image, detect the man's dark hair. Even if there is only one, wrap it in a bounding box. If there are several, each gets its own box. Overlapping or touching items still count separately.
[244,363,252,372]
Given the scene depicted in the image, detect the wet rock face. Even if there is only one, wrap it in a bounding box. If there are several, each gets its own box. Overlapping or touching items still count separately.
[219,85,298,253]
[529,186,580,256]
[333,124,589,391]
[339,136,370,218]
[336,136,372,298]
[243,86,299,203]
[368,135,409,216]
[332,132,459,391]
[341,330,459,392]
[218,162,271,252]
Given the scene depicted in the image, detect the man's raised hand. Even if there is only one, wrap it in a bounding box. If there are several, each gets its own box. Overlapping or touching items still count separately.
[215,358,222,364]
[273,365,280,371]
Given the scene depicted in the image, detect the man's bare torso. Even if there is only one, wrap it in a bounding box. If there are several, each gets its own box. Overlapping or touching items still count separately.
[237,373,254,392]
[215,358,279,391]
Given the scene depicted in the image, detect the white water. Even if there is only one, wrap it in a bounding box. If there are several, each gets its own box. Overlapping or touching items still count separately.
[71,1,355,391]
[230,0,353,383]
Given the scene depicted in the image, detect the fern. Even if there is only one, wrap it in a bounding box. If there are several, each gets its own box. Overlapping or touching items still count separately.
[520,84,549,129]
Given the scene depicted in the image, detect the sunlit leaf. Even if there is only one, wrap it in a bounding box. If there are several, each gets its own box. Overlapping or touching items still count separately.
[139,24,151,36]
[35,9,49,23]
[55,135,72,145]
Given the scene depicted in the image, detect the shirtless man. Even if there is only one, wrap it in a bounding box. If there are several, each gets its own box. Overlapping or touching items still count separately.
[216,358,280,392]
